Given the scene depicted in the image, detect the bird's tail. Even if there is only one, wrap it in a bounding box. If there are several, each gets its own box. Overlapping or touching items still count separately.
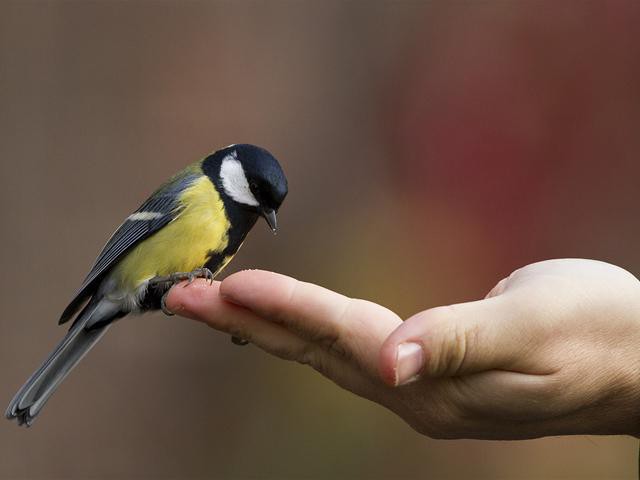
[5,299,118,426]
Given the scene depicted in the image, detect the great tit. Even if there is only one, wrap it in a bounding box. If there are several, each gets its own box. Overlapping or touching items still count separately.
[6,144,288,426]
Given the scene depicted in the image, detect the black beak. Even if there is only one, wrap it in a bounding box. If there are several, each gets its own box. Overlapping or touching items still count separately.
[262,209,277,233]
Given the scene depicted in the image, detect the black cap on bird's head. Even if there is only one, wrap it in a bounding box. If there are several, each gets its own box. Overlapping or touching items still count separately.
[203,144,288,232]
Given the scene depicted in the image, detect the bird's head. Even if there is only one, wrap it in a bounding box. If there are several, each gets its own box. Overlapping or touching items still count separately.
[205,144,288,232]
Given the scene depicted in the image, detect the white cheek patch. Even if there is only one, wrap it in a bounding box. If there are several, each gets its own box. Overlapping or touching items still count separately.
[219,154,259,207]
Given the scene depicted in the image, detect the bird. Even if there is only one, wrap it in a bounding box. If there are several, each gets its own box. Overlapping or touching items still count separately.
[6,143,288,426]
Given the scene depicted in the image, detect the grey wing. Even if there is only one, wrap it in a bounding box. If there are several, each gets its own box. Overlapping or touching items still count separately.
[58,173,200,325]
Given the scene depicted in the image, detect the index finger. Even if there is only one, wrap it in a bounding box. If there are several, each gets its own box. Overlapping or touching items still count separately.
[220,270,401,371]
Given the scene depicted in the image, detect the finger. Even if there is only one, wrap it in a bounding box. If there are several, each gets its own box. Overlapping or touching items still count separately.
[167,279,384,396]
[219,270,402,376]
[380,295,548,386]
[165,279,307,362]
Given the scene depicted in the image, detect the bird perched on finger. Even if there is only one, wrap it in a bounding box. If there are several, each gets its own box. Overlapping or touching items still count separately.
[6,144,288,426]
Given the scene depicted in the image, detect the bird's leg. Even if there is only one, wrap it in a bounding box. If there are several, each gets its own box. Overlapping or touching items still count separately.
[149,268,248,345]
[149,267,215,289]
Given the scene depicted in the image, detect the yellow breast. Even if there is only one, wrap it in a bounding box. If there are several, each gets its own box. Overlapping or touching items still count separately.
[111,175,230,291]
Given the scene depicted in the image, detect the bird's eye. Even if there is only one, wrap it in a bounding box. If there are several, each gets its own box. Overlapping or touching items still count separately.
[249,181,258,191]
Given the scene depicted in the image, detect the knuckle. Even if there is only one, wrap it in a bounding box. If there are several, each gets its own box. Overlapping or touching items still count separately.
[263,278,301,322]
[284,278,302,309]
[425,306,473,377]
[308,326,349,360]
[298,342,316,366]
[297,297,353,360]
[268,342,300,362]
[296,343,332,376]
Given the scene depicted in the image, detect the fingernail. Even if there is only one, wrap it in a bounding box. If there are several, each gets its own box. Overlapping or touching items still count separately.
[395,342,424,386]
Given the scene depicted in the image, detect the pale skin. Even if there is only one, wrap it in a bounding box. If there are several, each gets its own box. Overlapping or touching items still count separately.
[165,258,640,439]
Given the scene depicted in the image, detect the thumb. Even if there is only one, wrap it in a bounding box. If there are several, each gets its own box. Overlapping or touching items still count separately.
[379,294,536,386]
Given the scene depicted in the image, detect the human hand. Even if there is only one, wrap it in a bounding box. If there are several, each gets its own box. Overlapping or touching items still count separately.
[165,259,640,439]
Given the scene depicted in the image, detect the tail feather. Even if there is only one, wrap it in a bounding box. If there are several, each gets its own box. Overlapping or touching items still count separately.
[6,299,118,426]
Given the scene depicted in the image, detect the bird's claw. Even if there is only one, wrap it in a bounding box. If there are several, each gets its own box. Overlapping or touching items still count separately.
[181,267,214,287]
[231,336,249,346]
[160,293,174,316]
[149,268,214,289]
[149,268,215,315]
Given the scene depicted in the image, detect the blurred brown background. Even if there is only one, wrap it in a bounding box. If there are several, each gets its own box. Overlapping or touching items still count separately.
[1,1,639,478]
